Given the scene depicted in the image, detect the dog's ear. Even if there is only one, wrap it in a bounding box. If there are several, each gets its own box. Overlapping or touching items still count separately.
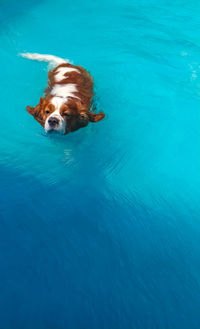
[89,112,105,122]
[26,105,35,115]
[27,98,45,114]
[40,97,45,105]
[26,101,45,126]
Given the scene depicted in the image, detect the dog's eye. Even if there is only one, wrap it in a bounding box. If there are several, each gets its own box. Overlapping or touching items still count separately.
[63,113,71,118]
[45,109,50,114]
[80,114,88,121]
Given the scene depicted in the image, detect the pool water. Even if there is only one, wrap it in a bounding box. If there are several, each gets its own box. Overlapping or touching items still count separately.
[0,0,200,328]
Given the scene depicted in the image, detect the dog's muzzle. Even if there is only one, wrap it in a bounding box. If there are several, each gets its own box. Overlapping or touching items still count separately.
[48,116,59,127]
[45,113,66,134]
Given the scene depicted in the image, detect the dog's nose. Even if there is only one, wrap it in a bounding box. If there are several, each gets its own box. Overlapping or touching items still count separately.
[48,117,59,126]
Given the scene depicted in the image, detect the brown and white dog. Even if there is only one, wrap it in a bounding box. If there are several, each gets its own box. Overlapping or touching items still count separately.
[21,53,105,134]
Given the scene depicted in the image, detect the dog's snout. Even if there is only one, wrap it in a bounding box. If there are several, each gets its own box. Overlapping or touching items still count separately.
[48,117,59,126]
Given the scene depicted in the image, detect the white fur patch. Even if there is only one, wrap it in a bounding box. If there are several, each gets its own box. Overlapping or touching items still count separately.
[20,52,69,66]
[45,82,79,133]
[45,97,66,133]
[44,108,66,134]
[54,67,80,82]
[51,83,79,98]
[51,96,67,110]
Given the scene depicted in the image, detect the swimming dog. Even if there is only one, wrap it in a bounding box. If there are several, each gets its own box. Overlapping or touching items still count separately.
[21,53,105,134]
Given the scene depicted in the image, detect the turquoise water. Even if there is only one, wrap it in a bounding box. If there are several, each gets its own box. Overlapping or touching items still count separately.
[0,0,200,328]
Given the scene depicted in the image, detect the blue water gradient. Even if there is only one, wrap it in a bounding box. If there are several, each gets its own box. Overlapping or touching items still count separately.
[0,0,200,328]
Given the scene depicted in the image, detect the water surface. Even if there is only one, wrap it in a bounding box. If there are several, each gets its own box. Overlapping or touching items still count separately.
[0,0,200,328]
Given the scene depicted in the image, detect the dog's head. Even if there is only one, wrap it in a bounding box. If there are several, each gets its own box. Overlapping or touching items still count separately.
[27,97,105,134]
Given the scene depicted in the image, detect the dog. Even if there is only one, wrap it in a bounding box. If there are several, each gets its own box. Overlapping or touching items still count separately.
[20,53,105,134]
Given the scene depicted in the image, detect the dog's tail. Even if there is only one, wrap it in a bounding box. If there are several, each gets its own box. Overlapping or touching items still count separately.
[20,52,70,66]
